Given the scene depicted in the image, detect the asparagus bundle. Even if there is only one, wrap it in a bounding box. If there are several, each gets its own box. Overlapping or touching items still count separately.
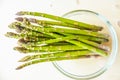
[5,11,110,70]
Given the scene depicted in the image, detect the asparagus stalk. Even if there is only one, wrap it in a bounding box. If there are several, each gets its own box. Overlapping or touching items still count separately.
[20,29,108,56]
[24,36,50,42]
[5,11,111,70]
[61,33,109,51]
[45,28,108,56]
[16,56,85,70]
[16,54,99,70]
[17,18,108,39]
[5,32,33,39]
[18,35,108,51]
[9,22,108,43]
[18,50,94,62]
[8,23,52,38]
[5,32,50,42]
[6,30,106,54]
[5,32,22,39]
[8,21,108,56]
[25,34,108,44]
[15,19,108,51]
[16,11,103,31]
[17,34,79,47]
[14,45,84,53]
[17,19,108,56]
[16,17,85,29]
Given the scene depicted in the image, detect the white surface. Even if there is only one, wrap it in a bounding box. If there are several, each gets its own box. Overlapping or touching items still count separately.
[0,0,120,80]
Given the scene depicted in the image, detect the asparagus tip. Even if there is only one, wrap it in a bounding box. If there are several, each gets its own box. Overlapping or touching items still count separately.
[91,54,100,58]
[15,25,24,33]
[16,11,24,16]
[5,32,17,38]
[105,34,110,38]
[8,22,20,29]
[18,38,28,45]
[93,25,103,31]
[4,32,11,37]
[15,17,23,22]
[14,47,28,53]
[16,66,22,70]
[18,56,31,62]
[98,26,103,31]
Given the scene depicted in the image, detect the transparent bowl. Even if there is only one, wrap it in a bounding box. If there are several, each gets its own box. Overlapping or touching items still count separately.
[52,10,118,80]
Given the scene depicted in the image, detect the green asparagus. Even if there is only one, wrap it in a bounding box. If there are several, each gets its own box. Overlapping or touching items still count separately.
[15,56,85,70]
[16,54,99,70]
[16,17,85,30]
[5,32,50,42]
[14,45,84,53]
[9,21,108,43]
[18,18,108,39]
[4,11,110,70]
[18,50,93,62]
[16,11,103,31]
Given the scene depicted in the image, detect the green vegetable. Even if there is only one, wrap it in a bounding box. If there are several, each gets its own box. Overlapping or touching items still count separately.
[14,45,84,53]
[5,11,110,70]
[18,50,91,62]
[16,11,103,31]
[16,50,99,70]
[17,18,108,39]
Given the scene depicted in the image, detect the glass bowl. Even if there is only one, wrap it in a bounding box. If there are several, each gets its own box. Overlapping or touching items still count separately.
[52,10,118,80]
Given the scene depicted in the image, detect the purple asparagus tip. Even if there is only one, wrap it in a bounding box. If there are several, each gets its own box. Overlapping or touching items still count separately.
[15,17,24,22]
[18,38,28,46]
[15,25,24,33]
[14,47,28,53]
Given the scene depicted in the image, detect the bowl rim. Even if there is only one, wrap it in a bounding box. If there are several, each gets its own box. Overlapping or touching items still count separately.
[52,9,118,80]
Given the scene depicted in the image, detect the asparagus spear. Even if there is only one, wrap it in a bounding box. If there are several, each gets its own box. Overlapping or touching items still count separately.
[5,32,21,39]
[9,22,108,43]
[21,30,107,56]
[17,18,108,39]
[16,17,85,29]
[5,32,50,42]
[16,19,108,51]
[16,56,86,70]
[18,50,93,62]
[20,19,108,56]
[9,24,53,40]
[24,36,50,42]
[5,11,111,70]
[8,23,52,38]
[14,45,84,53]
[16,11,103,31]
[5,32,33,39]
[62,33,109,51]
[6,26,106,55]
[46,31,108,56]
[16,54,99,70]
[18,35,108,51]
[8,20,108,56]
[17,34,78,47]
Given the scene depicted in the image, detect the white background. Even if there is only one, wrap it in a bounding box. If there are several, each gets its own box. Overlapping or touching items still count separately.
[0,0,120,80]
